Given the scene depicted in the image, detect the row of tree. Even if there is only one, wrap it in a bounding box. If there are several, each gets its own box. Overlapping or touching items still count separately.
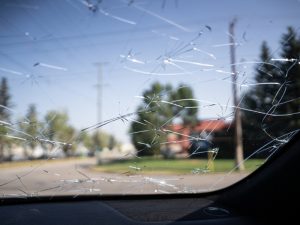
[0,80,118,161]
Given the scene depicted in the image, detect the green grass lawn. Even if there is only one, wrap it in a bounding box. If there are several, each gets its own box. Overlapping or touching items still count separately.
[94,157,264,175]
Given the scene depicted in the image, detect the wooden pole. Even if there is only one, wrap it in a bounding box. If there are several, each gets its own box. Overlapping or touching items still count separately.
[229,19,245,171]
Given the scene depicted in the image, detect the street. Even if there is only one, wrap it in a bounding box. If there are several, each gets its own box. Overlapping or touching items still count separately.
[0,158,249,197]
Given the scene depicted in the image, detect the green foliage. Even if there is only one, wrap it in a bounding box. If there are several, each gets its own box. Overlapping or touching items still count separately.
[0,77,12,161]
[91,131,115,151]
[28,110,119,155]
[18,104,41,149]
[170,84,198,125]
[108,135,117,150]
[130,82,198,156]
[78,131,93,150]
[44,110,75,154]
[0,77,11,121]
[0,76,119,159]
[242,27,300,139]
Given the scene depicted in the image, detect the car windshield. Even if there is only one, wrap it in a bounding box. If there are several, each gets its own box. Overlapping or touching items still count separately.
[0,0,299,197]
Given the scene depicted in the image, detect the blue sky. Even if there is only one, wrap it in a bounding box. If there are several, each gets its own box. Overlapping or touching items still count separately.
[0,0,299,143]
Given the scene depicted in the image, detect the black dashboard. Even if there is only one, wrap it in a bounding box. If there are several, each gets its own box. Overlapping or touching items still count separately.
[0,197,257,225]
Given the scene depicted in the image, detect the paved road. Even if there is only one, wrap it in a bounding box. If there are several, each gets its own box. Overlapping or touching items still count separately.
[0,158,249,197]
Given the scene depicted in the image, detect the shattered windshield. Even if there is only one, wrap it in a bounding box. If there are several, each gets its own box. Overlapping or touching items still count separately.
[0,0,299,197]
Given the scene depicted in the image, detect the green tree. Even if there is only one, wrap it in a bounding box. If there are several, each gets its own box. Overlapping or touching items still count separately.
[108,135,117,150]
[0,77,12,161]
[278,27,300,130]
[130,82,198,156]
[78,131,93,150]
[170,84,198,125]
[19,104,41,149]
[0,78,11,121]
[44,110,75,155]
[91,131,112,152]
[242,27,300,140]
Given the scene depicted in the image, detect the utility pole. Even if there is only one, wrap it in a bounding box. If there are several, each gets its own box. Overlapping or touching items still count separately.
[229,18,245,171]
[94,62,108,123]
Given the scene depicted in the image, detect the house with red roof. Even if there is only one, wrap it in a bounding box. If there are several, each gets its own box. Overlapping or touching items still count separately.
[161,119,233,158]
